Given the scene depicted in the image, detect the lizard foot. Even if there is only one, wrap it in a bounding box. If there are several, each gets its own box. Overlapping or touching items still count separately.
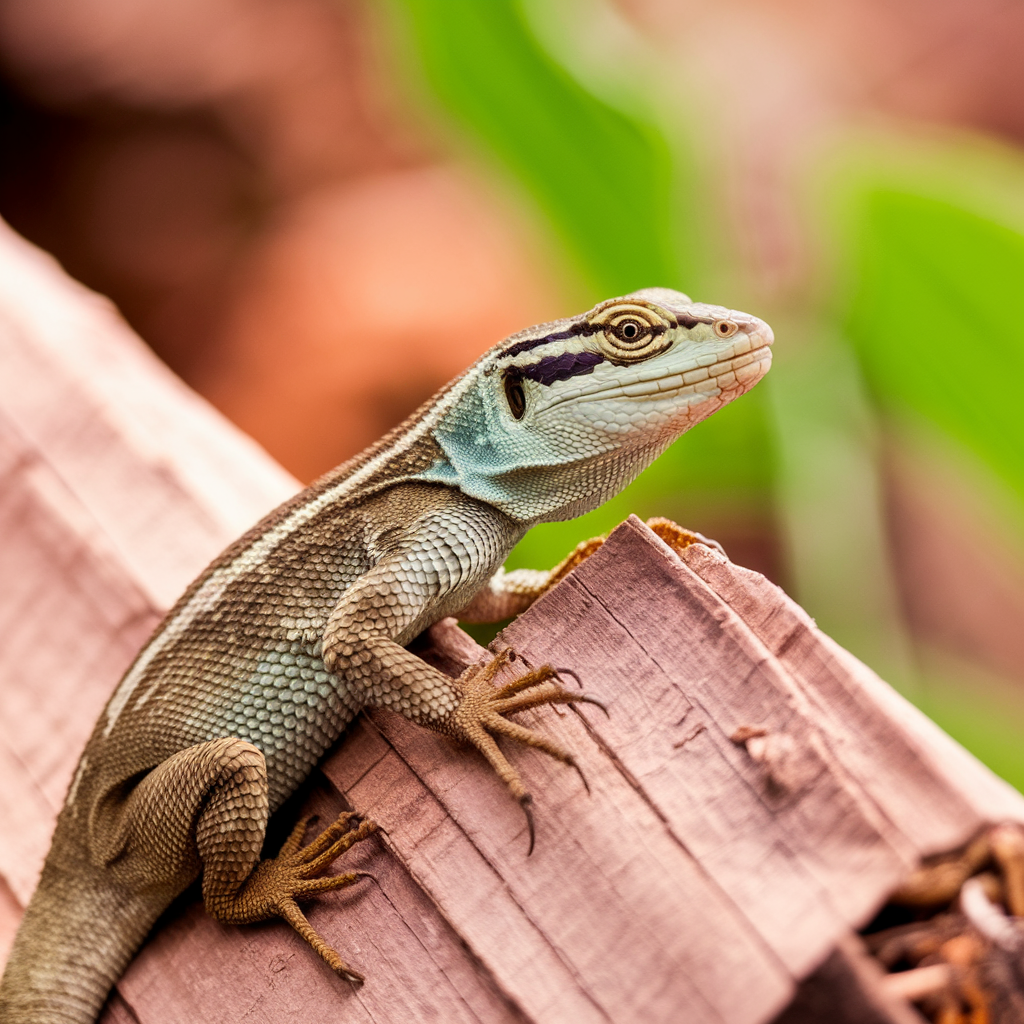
[216,811,378,983]
[544,518,723,592]
[452,648,604,854]
[645,516,727,558]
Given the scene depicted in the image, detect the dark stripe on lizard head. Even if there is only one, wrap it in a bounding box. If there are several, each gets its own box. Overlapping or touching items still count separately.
[500,310,712,360]
[675,312,713,329]
[505,350,604,388]
[502,324,583,359]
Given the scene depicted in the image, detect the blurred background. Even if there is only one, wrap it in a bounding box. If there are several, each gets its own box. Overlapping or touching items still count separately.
[1,0,1023,787]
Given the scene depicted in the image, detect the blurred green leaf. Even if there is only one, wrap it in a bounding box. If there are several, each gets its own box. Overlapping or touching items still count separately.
[838,163,1024,788]
[392,0,681,295]
[915,663,1024,793]
[847,189,1024,503]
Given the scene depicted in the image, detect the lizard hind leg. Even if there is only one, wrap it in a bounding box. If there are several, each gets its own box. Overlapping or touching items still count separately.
[200,799,379,984]
[95,737,378,982]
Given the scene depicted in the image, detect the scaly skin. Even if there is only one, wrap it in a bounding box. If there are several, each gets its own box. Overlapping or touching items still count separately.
[0,288,773,1022]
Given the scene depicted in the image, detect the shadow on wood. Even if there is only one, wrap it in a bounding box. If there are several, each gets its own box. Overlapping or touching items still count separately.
[2,217,1023,1023]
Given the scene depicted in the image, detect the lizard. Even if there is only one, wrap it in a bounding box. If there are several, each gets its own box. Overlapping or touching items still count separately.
[0,287,773,1023]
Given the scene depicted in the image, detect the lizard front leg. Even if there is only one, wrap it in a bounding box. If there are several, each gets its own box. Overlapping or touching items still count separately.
[322,526,599,850]
[96,738,377,982]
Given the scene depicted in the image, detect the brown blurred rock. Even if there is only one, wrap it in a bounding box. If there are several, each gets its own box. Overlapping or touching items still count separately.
[0,0,408,188]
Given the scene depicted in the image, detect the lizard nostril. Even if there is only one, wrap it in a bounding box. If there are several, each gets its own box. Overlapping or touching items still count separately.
[713,320,738,338]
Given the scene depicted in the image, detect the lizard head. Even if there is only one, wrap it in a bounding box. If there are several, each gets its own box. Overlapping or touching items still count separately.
[425,287,773,523]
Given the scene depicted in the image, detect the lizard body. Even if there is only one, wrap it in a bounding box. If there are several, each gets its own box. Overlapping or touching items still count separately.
[0,288,772,1022]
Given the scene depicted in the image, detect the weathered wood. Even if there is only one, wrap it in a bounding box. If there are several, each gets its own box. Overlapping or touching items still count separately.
[496,520,1021,974]
[111,771,529,1024]
[4,216,1024,1023]
[99,523,1024,1024]
[678,542,1024,845]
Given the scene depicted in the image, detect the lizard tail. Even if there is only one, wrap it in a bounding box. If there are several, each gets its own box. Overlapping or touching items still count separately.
[0,859,165,1024]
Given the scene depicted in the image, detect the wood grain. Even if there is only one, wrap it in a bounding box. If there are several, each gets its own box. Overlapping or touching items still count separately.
[678,539,1024,846]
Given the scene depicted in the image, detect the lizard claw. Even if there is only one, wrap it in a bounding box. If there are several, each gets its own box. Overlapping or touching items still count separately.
[569,756,591,796]
[549,666,608,718]
[552,666,582,687]
[549,669,609,719]
[521,795,536,856]
[451,650,597,854]
[576,694,609,718]
[517,757,589,854]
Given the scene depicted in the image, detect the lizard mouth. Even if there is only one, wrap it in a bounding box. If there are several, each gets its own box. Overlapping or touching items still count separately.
[544,332,773,411]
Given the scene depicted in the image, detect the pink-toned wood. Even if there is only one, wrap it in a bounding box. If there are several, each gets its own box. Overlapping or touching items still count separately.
[496,522,909,971]
[108,774,528,1024]
[0,411,162,899]
[495,518,1024,983]
[678,539,1024,848]
[109,619,792,1024]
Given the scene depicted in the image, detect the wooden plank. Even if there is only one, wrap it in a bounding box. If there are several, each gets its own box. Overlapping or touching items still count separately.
[111,618,792,1024]
[495,524,1024,978]
[0,410,160,810]
[678,537,1024,849]
[496,520,921,975]
[0,738,59,907]
[351,704,793,1024]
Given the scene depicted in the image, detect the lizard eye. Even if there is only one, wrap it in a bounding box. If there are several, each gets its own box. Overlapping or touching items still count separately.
[592,301,672,363]
[504,374,526,419]
[611,318,649,345]
[714,320,738,338]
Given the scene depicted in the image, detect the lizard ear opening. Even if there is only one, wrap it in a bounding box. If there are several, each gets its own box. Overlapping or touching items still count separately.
[504,373,526,420]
